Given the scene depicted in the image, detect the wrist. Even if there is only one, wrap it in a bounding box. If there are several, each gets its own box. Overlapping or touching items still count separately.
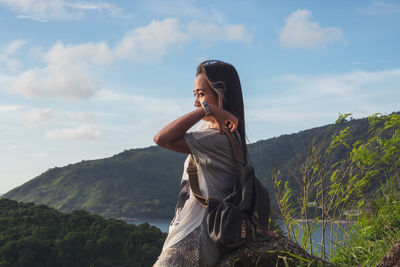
[202,102,211,117]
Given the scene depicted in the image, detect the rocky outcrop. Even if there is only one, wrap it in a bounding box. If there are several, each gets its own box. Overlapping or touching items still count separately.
[216,235,332,267]
[377,237,400,267]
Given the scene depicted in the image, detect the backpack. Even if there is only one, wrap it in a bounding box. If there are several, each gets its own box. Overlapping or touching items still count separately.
[186,127,270,252]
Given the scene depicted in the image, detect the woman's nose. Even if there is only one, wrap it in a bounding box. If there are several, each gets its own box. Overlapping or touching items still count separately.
[194,99,201,107]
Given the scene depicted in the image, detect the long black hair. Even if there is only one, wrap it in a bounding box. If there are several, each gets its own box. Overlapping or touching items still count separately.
[196,60,248,158]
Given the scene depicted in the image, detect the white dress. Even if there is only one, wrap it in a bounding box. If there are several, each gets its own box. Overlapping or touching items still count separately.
[154,123,241,266]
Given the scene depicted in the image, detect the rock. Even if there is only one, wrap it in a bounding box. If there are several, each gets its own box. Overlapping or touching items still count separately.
[377,237,400,267]
[216,235,332,267]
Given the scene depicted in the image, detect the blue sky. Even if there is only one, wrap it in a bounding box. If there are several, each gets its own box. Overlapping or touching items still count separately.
[1,0,400,193]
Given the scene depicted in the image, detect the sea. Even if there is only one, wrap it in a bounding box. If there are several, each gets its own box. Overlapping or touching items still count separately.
[124,218,171,233]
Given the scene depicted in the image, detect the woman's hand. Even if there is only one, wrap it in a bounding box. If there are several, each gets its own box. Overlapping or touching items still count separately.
[209,104,238,133]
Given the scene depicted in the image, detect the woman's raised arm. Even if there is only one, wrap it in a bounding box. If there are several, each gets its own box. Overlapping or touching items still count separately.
[153,107,205,154]
[153,104,238,154]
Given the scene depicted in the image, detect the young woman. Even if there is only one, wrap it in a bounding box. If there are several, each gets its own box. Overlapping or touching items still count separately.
[153,60,247,266]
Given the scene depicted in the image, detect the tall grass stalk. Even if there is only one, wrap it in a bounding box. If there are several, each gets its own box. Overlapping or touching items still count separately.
[272,113,400,263]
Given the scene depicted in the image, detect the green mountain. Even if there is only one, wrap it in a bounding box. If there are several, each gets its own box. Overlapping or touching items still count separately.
[2,116,372,219]
[3,147,187,219]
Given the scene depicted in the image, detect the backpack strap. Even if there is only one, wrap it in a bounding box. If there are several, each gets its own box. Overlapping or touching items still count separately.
[223,127,247,165]
[187,154,209,208]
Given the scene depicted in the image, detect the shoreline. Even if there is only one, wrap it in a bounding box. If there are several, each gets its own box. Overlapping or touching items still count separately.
[294,219,352,224]
[116,217,172,222]
[117,217,351,225]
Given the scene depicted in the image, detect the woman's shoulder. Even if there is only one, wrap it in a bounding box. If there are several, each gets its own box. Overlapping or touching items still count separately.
[190,128,226,140]
[186,129,232,152]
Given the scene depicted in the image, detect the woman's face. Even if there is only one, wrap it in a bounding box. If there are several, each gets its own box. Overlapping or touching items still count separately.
[193,74,219,122]
[193,74,219,107]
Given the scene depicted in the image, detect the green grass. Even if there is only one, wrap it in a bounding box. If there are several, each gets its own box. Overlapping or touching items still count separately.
[331,176,400,266]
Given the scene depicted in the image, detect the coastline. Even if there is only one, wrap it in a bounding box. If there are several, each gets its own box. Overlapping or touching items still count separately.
[116,217,172,222]
[117,217,351,225]
[294,219,352,224]
[118,218,171,233]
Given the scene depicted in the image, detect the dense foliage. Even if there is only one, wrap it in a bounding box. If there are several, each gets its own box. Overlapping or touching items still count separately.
[331,113,400,265]
[0,198,166,267]
[2,116,373,220]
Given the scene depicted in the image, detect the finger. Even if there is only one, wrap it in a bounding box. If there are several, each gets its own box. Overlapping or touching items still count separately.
[231,123,237,132]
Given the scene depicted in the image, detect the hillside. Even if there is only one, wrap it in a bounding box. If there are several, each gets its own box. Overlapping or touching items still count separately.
[2,116,372,219]
[3,147,187,219]
[248,117,369,193]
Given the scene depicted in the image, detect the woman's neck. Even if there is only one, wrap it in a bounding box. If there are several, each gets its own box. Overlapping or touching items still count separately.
[209,121,219,130]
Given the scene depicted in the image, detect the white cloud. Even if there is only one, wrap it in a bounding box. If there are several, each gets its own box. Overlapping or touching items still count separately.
[20,108,97,127]
[0,39,27,71]
[93,89,145,102]
[115,18,189,61]
[11,18,250,100]
[0,0,126,21]
[141,0,224,23]
[0,105,25,112]
[5,39,27,55]
[12,41,109,99]
[247,68,400,123]
[23,108,53,125]
[356,1,400,15]
[115,18,250,61]
[66,2,123,15]
[37,18,250,66]
[13,67,99,99]
[45,41,114,68]
[72,111,96,123]
[0,0,74,21]
[284,69,400,98]
[94,89,192,119]
[279,9,345,49]
[186,22,250,42]
[245,68,400,141]
[45,126,102,140]
[28,152,48,157]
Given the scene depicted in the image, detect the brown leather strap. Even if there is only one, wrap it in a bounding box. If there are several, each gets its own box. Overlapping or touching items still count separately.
[223,127,246,165]
[186,126,247,206]
[187,155,209,207]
